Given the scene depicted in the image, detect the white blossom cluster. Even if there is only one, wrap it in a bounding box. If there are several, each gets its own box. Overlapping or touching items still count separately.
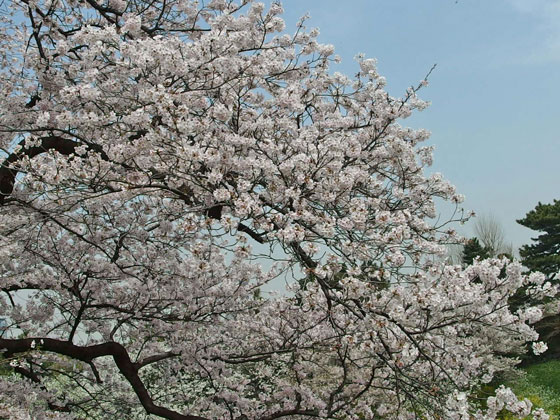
[0,1,555,419]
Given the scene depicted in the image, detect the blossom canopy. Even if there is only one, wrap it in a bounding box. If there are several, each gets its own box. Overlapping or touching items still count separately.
[0,1,555,419]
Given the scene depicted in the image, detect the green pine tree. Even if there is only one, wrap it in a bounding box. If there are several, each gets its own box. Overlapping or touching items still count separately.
[462,237,491,266]
[517,199,560,281]
[517,200,560,363]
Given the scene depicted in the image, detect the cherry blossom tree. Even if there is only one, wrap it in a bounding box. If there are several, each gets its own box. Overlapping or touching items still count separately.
[0,1,556,419]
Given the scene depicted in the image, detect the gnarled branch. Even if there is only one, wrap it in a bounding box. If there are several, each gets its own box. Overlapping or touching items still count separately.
[0,337,208,420]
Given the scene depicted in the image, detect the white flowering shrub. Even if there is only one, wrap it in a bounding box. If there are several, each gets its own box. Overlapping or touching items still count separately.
[0,1,555,419]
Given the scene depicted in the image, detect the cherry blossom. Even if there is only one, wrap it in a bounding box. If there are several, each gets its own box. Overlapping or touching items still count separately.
[0,1,555,419]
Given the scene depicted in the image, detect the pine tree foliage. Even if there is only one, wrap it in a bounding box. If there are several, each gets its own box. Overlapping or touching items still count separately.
[518,200,560,280]
[462,237,491,266]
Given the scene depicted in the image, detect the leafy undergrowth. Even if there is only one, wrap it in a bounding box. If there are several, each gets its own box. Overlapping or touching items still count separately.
[481,360,560,419]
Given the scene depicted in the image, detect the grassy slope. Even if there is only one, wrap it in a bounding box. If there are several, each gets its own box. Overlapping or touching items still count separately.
[498,360,560,419]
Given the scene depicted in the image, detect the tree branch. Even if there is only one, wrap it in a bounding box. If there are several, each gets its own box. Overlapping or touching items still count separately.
[0,135,107,204]
[0,338,208,420]
[135,351,180,369]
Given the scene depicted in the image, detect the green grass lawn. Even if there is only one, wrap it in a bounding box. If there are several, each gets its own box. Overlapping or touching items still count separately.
[494,360,560,419]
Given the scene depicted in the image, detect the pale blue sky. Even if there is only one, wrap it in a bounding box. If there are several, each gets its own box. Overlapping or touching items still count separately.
[271,0,559,250]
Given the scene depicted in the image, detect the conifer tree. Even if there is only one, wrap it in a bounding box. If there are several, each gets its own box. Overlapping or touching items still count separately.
[518,200,560,281]
[462,237,491,266]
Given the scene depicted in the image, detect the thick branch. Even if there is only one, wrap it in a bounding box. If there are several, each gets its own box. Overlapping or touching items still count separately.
[0,135,264,245]
[259,409,318,420]
[0,338,208,420]
[135,351,180,369]
[0,135,107,204]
